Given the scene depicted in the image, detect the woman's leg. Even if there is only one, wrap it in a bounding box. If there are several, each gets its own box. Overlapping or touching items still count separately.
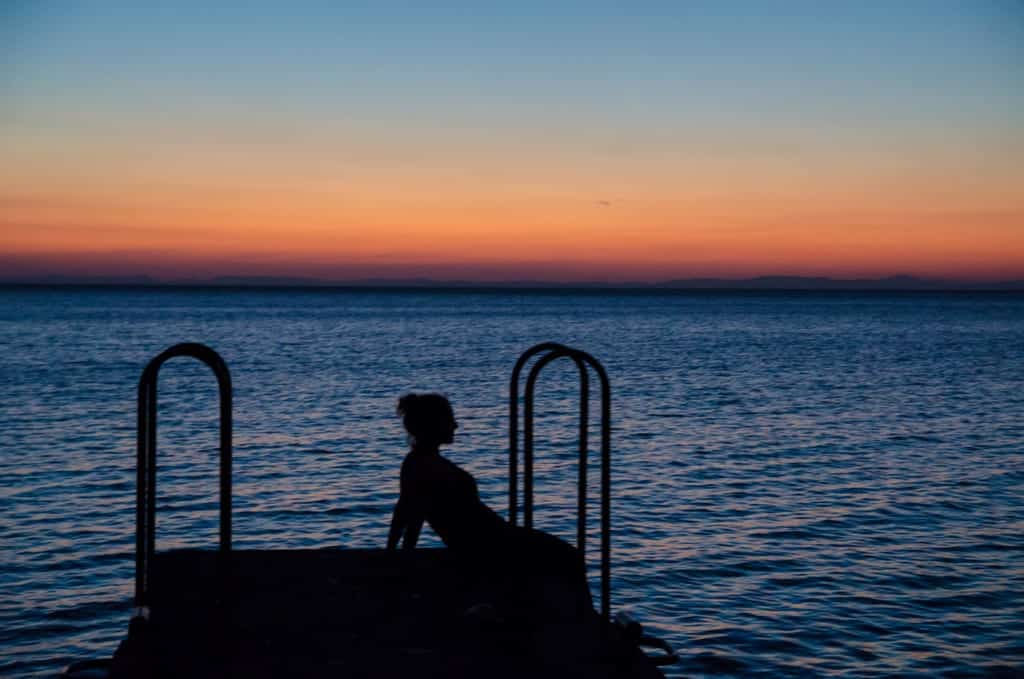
[504,526,595,619]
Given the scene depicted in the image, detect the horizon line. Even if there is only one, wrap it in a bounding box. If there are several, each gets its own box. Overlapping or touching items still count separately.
[2,274,1023,293]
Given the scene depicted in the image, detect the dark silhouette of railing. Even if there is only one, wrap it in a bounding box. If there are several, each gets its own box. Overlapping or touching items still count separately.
[133,341,612,629]
[509,342,612,623]
[134,343,232,617]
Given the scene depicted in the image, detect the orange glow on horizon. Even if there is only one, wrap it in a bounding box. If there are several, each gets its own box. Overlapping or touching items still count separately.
[2,122,1022,282]
[3,3,1022,284]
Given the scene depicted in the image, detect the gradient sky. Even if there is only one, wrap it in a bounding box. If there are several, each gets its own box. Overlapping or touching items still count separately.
[2,1,1022,282]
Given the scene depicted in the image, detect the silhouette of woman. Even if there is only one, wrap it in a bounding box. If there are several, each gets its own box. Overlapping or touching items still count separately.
[386,393,593,618]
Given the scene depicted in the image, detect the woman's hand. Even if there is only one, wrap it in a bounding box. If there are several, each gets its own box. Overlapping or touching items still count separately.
[387,499,404,550]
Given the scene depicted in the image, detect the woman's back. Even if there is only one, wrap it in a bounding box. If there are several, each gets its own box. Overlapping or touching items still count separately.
[400,451,505,550]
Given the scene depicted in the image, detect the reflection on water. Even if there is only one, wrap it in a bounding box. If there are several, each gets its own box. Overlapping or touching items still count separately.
[1,288,1022,677]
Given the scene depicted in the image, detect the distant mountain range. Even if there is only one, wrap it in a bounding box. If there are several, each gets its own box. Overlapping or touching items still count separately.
[657,275,1024,291]
[3,274,1023,291]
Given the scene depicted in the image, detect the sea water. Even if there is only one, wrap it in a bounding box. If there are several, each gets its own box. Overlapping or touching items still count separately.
[1,287,1022,677]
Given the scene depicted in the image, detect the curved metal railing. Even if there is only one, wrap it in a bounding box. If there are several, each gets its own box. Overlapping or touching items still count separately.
[509,342,612,622]
[134,343,232,616]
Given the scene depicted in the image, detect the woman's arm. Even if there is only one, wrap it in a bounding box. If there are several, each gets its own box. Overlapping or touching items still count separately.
[387,459,428,550]
[402,512,424,549]
[386,497,406,550]
[387,496,426,550]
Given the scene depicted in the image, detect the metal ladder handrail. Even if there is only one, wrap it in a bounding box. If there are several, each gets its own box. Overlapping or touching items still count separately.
[134,342,232,616]
[509,342,569,526]
[524,350,590,539]
[509,342,612,622]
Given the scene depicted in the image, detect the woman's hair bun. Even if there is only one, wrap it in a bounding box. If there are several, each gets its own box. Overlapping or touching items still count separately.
[397,393,419,416]
[396,393,453,441]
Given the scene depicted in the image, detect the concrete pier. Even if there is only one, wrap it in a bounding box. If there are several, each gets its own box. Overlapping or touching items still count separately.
[111,548,664,678]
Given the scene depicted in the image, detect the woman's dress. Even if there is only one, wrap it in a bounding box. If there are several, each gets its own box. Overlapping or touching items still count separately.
[394,450,593,618]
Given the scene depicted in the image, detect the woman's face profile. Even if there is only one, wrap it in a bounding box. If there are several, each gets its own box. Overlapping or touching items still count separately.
[441,410,458,444]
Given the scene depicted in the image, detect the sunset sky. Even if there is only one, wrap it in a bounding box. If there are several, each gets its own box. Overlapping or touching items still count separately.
[2,2,1022,282]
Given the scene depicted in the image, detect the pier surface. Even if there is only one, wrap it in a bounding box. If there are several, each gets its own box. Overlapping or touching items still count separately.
[111,548,663,678]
